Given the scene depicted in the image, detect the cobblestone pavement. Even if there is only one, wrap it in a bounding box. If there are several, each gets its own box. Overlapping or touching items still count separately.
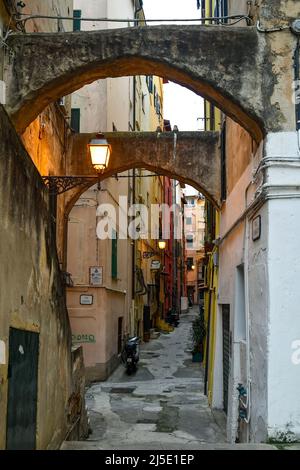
[62,307,276,450]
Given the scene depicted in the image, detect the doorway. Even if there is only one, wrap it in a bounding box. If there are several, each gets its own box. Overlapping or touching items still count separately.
[6,328,39,450]
[222,305,230,414]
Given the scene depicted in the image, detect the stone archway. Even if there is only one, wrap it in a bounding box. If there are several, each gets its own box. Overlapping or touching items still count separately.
[5,25,278,141]
[54,130,220,268]
[62,130,221,211]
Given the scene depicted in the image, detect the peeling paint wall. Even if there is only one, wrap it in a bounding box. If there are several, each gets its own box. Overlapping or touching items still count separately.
[0,105,73,449]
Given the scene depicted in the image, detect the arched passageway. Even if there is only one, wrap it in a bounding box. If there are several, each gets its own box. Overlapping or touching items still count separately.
[5,25,275,140]
[61,131,221,214]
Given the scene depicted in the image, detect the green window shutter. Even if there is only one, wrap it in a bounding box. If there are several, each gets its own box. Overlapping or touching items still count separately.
[73,10,81,31]
[111,230,118,279]
[71,108,80,133]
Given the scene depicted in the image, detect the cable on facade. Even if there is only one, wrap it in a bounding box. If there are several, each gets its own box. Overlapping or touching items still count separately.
[13,13,252,30]
[256,20,290,33]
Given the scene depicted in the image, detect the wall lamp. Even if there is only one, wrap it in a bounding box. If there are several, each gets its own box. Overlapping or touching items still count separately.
[43,132,111,195]
[158,240,166,250]
[88,133,111,173]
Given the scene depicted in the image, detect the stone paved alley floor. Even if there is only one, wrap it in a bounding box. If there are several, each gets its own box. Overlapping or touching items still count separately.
[62,307,276,450]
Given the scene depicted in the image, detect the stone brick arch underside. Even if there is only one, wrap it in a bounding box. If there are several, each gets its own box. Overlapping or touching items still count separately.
[5,25,278,141]
[63,131,220,215]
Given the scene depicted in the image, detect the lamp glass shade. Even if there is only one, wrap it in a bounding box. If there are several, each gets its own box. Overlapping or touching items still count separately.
[88,135,110,172]
[158,240,166,250]
[191,265,196,270]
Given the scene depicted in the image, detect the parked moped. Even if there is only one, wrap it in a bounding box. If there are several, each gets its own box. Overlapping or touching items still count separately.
[121,336,140,375]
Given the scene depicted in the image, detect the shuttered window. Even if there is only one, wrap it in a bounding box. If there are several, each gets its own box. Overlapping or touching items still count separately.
[111,230,118,279]
[73,10,82,31]
[71,108,80,133]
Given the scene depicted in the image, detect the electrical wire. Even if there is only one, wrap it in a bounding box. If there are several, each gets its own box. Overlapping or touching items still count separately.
[13,13,252,30]
[256,20,290,33]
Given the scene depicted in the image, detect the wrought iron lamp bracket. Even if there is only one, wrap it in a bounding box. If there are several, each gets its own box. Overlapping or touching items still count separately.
[42,176,99,195]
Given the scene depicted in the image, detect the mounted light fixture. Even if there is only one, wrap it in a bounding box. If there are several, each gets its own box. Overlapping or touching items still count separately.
[88,132,111,173]
[191,264,196,271]
[158,240,166,250]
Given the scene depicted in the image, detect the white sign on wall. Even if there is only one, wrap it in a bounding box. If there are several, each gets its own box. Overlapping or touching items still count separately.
[80,294,93,305]
[89,266,103,286]
[150,260,161,270]
[0,340,5,365]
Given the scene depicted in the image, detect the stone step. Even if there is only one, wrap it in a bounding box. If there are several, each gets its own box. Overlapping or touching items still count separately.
[61,441,278,450]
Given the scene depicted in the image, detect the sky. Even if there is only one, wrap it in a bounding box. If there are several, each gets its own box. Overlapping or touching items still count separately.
[143,0,204,131]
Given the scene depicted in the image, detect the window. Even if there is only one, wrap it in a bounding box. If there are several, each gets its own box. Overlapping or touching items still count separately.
[187,198,195,207]
[186,235,194,248]
[111,230,118,279]
[73,10,81,31]
[186,217,192,225]
[71,108,80,133]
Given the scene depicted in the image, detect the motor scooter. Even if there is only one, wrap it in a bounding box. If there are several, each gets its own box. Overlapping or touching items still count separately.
[121,336,140,374]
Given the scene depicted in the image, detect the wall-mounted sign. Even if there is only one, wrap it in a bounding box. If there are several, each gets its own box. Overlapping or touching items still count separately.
[252,215,261,241]
[72,334,96,344]
[80,294,93,305]
[150,260,161,270]
[89,266,103,286]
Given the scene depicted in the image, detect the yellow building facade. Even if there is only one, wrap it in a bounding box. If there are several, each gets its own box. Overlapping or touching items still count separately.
[201,0,223,406]
[133,75,166,339]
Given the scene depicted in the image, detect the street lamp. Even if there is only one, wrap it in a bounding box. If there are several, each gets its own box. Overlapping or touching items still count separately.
[43,132,112,195]
[158,240,166,250]
[88,133,111,173]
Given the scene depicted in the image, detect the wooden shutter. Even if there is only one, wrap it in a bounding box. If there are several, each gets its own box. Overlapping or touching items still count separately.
[73,10,81,31]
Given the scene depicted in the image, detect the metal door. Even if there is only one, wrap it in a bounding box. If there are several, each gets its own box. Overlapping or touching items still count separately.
[222,305,230,414]
[6,328,39,450]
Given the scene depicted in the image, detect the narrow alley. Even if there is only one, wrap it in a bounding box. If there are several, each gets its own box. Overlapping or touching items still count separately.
[2,0,300,454]
[62,309,274,450]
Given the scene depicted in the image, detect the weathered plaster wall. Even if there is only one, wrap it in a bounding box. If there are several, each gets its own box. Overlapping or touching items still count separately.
[66,183,129,381]
[226,118,255,196]
[21,103,72,264]
[248,202,269,443]
[218,138,269,442]
[0,105,73,449]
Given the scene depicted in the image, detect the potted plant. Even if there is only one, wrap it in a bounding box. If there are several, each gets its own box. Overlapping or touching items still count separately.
[192,310,206,362]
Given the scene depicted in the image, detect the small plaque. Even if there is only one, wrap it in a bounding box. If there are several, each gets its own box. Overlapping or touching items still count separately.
[89,266,103,286]
[80,294,93,305]
[150,260,161,270]
[252,215,261,241]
